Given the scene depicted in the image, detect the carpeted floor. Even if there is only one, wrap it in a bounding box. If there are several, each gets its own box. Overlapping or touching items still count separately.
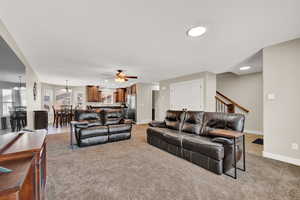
[46,125,300,200]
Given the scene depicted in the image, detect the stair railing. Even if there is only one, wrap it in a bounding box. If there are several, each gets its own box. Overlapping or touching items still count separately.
[215,91,250,114]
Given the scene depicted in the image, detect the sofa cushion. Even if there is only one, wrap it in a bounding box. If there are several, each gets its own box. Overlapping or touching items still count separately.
[102,110,123,125]
[105,118,122,125]
[201,112,245,136]
[147,127,182,146]
[79,126,108,139]
[149,121,166,128]
[181,133,224,161]
[165,110,184,130]
[109,124,131,134]
[106,110,123,118]
[87,120,103,127]
[109,132,131,142]
[79,135,108,147]
[181,111,204,135]
[78,112,100,121]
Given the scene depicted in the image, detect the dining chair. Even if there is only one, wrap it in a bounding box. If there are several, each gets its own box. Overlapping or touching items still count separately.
[52,106,60,128]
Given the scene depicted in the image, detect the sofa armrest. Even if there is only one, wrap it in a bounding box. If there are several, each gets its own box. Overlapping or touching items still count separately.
[211,137,234,145]
[120,119,135,125]
[208,129,244,139]
[72,120,89,128]
[75,124,89,129]
[149,121,166,128]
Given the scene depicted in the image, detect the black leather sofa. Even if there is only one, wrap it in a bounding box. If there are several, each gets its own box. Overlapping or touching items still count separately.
[74,110,132,147]
[147,110,245,175]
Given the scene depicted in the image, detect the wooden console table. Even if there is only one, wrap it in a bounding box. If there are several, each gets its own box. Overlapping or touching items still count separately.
[209,129,246,179]
[0,132,47,200]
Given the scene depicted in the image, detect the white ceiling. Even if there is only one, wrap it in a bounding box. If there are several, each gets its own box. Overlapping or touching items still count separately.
[0,0,300,86]
[230,50,263,75]
[0,36,25,83]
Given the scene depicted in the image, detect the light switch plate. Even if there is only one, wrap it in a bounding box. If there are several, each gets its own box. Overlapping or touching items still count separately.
[267,93,276,100]
[292,143,299,150]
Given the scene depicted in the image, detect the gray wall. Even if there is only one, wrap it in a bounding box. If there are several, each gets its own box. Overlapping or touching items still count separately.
[217,72,263,134]
[263,38,300,164]
[25,66,42,129]
[157,72,216,121]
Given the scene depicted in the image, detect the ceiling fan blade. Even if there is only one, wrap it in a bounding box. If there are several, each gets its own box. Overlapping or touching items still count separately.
[125,76,138,79]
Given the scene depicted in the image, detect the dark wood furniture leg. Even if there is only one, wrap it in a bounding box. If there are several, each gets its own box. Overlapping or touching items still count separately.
[70,122,75,150]
[237,135,246,172]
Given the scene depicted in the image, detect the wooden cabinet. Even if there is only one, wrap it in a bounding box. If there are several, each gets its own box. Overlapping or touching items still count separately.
[114,85,136,103]
[0,156,36,200]
[86,86,101,102]
[117,88,125,103]
[0,132,47,200]
[131,84,136,95]
[113,92,118,103]
[34,111,48,130]
[87,85,136,103]
[98,90,102,102]
[115,88,126,103]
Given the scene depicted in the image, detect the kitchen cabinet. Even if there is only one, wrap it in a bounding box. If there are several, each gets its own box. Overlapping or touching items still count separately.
[86,86,101,102]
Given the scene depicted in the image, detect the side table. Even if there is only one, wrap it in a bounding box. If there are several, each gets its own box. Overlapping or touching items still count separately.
[209,129,246,179]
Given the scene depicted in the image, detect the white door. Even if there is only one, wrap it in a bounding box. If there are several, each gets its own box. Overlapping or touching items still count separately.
[170,79,204,111]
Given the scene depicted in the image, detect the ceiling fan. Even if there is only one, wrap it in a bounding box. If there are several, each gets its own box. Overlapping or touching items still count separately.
[115,70,138,82]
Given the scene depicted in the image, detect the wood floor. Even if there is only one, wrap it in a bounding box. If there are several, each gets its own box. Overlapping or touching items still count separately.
[244,133,263,156]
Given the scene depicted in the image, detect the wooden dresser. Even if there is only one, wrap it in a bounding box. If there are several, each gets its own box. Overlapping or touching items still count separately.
[0,132,47,200]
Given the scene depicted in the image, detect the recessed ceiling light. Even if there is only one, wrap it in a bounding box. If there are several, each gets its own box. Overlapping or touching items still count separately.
[240,66,251,71]
[187,26,206,37]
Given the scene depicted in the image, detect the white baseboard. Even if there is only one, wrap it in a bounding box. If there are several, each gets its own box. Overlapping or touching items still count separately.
[244,129,263,135]
[263,151,300,166]
[136,119,151,125]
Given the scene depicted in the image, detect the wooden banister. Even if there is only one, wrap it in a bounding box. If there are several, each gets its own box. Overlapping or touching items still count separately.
[216,91,250,113]
[215,96,229,113]
[215,96,228,106]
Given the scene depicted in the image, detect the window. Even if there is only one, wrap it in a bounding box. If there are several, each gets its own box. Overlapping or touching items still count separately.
[55,88,72,106]
[20,89,26,107]
[2,89,13,116]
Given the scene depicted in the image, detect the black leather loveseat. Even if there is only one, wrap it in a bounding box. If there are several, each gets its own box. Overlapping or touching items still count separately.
[74,110,132,147]
[147,110,245,175]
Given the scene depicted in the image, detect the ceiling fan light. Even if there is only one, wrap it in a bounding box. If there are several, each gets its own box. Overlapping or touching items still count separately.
[115,77,125,82]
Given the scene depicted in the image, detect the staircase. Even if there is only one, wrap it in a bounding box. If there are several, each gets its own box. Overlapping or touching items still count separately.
[215,91,250,114]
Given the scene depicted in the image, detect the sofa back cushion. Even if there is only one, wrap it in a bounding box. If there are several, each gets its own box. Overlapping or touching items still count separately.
[102,110,123,125]
[106,109,123,118]
[181,111,204,135]
[78,112,100,121]
[165,110,184,130]
[201,112,245,136]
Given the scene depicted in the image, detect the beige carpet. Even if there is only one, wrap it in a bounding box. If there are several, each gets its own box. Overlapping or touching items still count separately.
[46,125,300,200]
